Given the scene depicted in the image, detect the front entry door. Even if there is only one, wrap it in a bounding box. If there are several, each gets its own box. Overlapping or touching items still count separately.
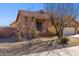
[36,21,42,32]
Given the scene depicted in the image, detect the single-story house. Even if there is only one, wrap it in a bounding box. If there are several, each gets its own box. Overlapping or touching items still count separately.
[10,10,79,37]
[10,10,56,37]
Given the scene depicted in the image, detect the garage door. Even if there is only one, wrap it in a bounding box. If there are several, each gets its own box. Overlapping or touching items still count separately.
[63,27,75,35]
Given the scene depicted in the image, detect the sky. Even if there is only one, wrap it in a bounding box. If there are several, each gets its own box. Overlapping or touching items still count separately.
[0,3,79,26]
[0,3,44,26]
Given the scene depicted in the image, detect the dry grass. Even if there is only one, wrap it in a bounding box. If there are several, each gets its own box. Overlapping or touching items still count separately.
[0,36,78,56]
[0,37,59,56]
[67,37,79,47]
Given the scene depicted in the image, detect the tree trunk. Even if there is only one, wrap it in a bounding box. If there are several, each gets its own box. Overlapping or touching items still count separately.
[58,27,63,41]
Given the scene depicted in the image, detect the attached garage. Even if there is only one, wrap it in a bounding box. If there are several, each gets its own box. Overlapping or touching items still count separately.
[63,27,75,35]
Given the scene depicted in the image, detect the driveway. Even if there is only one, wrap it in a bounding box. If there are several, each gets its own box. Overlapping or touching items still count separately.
[27,45,79,56]
[69,34,79,38]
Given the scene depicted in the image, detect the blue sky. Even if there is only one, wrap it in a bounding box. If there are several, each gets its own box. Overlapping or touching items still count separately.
[0,3,44,26]
[0,3,79,26]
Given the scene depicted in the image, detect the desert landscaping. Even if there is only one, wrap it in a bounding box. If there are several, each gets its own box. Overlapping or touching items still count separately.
[0,35,79,56]
[0,3,79,56]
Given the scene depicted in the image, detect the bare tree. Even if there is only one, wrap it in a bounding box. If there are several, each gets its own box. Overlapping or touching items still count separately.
[44,3,79,42]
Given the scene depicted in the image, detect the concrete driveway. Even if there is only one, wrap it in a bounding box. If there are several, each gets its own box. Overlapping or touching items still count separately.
[69,34,79,38]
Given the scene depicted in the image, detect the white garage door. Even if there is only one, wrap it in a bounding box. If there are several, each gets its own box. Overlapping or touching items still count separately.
[63,27,75,35]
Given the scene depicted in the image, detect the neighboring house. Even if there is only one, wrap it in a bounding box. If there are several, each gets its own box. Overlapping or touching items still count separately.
[0,27,17,42]
[0,27,17,38]
[10,10,79,37]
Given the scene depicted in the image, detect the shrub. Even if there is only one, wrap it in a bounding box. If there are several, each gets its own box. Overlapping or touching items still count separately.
[59,37,69,44]
[14,31,23,42]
